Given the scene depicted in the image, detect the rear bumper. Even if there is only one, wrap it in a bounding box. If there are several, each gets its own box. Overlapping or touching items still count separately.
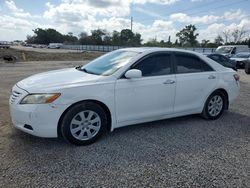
[228,81,240,105]
[236,61,246,68]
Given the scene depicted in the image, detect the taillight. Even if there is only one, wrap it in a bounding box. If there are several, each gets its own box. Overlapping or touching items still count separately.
[233,74,240,81]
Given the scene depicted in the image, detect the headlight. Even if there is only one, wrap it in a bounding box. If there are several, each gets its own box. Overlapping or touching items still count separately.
[20,93,61,104]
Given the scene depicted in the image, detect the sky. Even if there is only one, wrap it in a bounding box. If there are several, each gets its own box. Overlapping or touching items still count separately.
[0,0,250,43]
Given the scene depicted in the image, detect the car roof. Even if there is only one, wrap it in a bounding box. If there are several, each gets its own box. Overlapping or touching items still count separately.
[119,47,202,56]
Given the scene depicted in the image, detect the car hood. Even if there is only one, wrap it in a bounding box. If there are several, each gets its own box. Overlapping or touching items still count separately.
[17,68,102,92]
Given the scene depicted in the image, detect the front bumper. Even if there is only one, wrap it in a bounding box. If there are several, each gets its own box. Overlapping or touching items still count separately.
[9,85,68,138]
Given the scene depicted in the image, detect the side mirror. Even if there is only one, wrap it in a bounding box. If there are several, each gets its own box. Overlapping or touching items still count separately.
[125,69,142,79]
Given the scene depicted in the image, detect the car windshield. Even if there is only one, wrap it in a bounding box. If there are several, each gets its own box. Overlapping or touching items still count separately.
[234,53,250,58]
[80,50,139,76]
[216,47,233,54]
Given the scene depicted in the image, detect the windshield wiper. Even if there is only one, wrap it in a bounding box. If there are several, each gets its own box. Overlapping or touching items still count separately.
[81,68,99,75]
[75,65,82,69]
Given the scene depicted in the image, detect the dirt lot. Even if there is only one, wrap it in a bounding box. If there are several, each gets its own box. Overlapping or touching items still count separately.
[0,60,249,187]
[0,47,103,62]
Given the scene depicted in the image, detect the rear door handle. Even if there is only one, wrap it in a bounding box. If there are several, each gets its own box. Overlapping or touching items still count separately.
[208,75,216,79]
[163,80,175,84]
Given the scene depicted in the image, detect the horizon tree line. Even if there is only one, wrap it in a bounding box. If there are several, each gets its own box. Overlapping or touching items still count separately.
[26,25,250,48]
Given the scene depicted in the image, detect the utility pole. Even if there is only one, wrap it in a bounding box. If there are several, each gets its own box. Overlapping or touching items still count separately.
[131,16,133,32]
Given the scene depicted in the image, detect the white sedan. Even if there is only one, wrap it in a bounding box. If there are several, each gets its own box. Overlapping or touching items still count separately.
[9,48,240,145]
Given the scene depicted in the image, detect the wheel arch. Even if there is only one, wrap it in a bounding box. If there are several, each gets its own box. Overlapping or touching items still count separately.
[208,88,229,110]
[57,99,112,137]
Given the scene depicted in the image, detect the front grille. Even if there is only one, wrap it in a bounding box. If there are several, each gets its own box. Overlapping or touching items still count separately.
[10,90,21,104]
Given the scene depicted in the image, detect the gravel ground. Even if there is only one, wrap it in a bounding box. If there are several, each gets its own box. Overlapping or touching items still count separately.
[0,61,249,187]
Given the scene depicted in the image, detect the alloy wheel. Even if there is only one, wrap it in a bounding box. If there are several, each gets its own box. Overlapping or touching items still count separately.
[70,110,101,141]
[208,95,223,117]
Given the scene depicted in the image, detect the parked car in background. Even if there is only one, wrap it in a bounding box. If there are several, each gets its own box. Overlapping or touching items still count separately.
[0,41,10,49]
[48,43,63,49]
[207,53,237,71]
[230,52,250,69]
[215,45,249,58]
[9,48,240,145]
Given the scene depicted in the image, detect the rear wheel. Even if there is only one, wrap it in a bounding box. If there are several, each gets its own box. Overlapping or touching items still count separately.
[61,102,107,145]
[202,91,226,120]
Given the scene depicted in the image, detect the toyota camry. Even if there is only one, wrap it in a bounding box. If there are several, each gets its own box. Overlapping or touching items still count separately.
[9,48,240,145]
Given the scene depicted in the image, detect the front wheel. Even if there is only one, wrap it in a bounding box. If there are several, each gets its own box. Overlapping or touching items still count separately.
[60,102,107,145]
[202,91,226,120]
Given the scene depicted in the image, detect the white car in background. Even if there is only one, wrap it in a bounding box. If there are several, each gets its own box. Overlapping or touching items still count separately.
[47,43,63,49]
[9,48,240,145]
[215,45,249,58]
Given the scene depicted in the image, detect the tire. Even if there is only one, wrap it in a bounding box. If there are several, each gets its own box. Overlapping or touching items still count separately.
[245,62,250,74]
[61,102,107,146]
[201,91,226,120]
[246,68,250,74]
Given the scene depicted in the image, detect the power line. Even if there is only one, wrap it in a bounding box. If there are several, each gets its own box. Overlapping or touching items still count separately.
[134,0,248,24]
[134,0,225,23]
[187,0,248,17]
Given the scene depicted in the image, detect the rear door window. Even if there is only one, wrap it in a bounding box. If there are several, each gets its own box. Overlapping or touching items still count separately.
[175,54,213,74]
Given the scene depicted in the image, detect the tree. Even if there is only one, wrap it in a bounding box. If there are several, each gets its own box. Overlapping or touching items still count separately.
[201,39,210,47]
[130,33,142,46]
[33,28,64,44]
[231,26,247,43]
[222,29,231,44]
[26,35,35,44]
[222,26,248,44]
[90,29,106,45]
[63,32,78,44]
[176,24,199,47]
[79,32,90,45]
[166,35,172,47]
[214,35,224,45]
[111,30,121,45]
[103,35,112,45]
[144,38,161,47]
[174,39,180,47]
[120,29,134,45]
[26,28,78,44]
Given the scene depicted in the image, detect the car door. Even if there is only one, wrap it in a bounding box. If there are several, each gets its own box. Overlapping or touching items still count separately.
[115,52,176,124]
[174,52,218,113]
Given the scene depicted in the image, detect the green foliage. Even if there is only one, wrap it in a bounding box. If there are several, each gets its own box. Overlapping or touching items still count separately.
[143,36,173,47]
[78,29,142,46]
[90,29,106,45]
[26,28,77,44]
[25,28,143,46]
[26,26,249,48]
[176,24,199,47]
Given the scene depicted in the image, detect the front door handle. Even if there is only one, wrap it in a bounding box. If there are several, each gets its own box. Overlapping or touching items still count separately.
[163,80,175,84]
[208,75,216,79]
